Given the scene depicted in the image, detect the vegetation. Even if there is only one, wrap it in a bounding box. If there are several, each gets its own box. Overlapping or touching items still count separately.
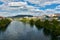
[29,19,60,36]
[44,19,60,36]
[35,19,44,29]
[20,18,30,23]
[29,19,34,26]
[20,17,60,36]
[0,18,11,31]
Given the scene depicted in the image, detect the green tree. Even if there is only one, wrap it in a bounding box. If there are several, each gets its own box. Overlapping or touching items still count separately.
[29,19,34,27]
[35,19,43,29]
[0,18,11,31]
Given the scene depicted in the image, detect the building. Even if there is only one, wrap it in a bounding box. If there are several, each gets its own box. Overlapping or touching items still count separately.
[47,13,60,20]
[0,16,4,20]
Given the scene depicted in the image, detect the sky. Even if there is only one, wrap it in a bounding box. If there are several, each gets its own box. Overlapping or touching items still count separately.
[0,0,60,17]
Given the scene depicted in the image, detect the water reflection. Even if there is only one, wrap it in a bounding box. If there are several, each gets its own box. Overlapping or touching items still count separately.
[51,35,58,40]
[0,25,8,32]
[43,28,51,36]
[43,28,59,40]
[35,25,42,30]
[30,23,34,27]
[0,27,7,31]
[0,21,59,40]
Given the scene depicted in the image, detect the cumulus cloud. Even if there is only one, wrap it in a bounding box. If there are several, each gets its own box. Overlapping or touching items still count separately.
[45,9,55,14]
[55,5,60,13]
[56,5,60,9]
[0,0,14,2]
[25,0,60,6]
[8,2,27,7]
[0,12,15,17]
[44,7,60,15]
[0,0,60,17]
[0,1,44,17]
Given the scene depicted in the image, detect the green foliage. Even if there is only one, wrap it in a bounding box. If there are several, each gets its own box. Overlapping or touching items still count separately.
[50,19,60,36]
[0,18,11,31]
[29,19,34,26]
[44,20,50,29]
[43,28,51,36]
[21,18,60,36]
[51,19,59,25]
[20,18,30,23]
[34,19,60,36]
[20,18,27,23]
[35,19,43,29]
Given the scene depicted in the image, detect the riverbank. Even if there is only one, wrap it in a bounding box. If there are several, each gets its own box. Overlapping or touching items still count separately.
[20,18,60,36]
[0,18,11,31]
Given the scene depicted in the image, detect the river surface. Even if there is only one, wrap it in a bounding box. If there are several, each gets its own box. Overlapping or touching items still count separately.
[0,21,59,40]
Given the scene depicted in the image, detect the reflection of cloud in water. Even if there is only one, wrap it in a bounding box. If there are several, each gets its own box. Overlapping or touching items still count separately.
[0,21,51,40]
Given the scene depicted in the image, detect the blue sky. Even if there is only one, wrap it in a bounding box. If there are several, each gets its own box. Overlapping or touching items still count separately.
[0,0,60,17]
[0,1,3,5]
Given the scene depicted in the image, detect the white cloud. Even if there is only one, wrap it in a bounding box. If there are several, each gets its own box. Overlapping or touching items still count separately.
[55,5,60,9]
[0,1,44,16]
[55,5,60,13]
[25,0,60,6]
[0,0,60,17]
[44,8,60,15]
[45,9,55,14]
[0,12,15,17]
[8,2,27,7]
[0,0,14,2]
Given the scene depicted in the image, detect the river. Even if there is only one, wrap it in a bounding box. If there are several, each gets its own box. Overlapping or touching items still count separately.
[0,21,59,40]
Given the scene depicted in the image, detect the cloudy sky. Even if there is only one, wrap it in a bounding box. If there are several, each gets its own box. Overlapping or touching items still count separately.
[0,0,60,17]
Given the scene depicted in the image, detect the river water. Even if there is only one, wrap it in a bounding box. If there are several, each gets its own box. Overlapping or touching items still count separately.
[0,21,59,40]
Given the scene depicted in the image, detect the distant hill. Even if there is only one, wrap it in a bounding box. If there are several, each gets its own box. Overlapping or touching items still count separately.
[7,15,33,18]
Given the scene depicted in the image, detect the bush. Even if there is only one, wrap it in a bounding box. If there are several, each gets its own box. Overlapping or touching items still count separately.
[29,19,34,26]
[35,19,60,36]
[0,18,11,31]
[35,19,43,29]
